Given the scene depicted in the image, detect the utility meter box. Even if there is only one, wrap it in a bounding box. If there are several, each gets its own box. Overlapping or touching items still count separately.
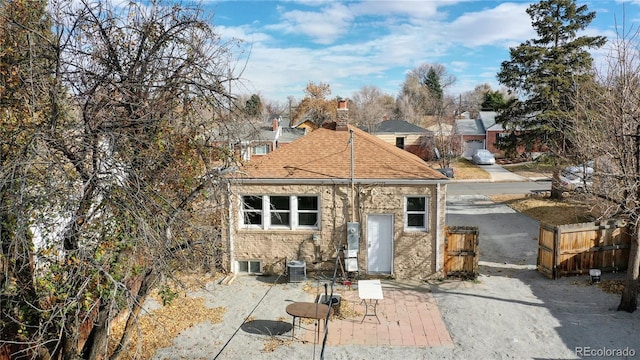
[346,222,359,250]
[345,258,358,272]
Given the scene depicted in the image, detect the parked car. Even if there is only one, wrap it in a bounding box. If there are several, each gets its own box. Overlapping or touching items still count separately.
[563,161,594,178]
[557,172,592,192]
[556,161,594,192]
[471,149,496,165]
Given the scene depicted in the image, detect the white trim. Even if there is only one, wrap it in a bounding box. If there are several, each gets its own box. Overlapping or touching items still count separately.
[233,178,447,185]
[239,194,320,230]
[239,195,264,229]
[237,259,263,274]
[404,195,429,231]
[268,195,290,228]
[252,144,270,155]
[296,195,321,229]
[435,183,442,272]
[366,213,394,274]
[228,182,235,273]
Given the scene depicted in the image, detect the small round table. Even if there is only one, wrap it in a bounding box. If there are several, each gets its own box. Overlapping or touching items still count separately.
[286,302,332,341]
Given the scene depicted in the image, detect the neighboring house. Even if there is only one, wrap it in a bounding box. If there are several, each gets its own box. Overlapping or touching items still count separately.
[291,117,319,133]
[225,100,448,280]
[455,111,505,158]
[368,119,434,160]
[424,122,453,138]
[216,117,306,161]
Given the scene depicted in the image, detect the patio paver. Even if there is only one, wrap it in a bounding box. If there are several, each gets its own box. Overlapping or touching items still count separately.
[298,281,453,348]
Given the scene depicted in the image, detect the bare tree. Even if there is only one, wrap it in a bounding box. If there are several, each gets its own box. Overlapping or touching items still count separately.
[292,81,336,126]
[350,85,394,132]
[1,1,242,358]
[398,63,457,124]
[263,98,288,120]
[570,25,640,312]
[395,91,423,124]
[457,83,513,118]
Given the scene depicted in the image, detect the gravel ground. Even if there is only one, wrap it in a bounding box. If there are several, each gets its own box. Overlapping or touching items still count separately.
[149,195,640,360]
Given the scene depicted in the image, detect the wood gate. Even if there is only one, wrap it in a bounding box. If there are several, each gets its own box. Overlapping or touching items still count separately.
[537,220,630,279]
[444,226,479,278]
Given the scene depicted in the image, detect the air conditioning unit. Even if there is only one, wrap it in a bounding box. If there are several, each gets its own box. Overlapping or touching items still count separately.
[287,260,307,283]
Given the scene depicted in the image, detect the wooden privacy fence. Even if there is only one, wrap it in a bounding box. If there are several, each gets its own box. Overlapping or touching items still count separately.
[537,220,630,279]
[444,226,479,278]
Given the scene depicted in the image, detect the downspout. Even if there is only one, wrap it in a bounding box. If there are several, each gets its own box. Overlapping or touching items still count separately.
[435,182,442,273]
[350,129,355,222]
[228,182,235,273]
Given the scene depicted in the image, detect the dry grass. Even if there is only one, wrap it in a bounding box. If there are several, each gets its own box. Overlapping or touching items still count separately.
[489,194,595,225]
[431,157,555,180]
[107,273,226,359]
[502,161,556,175]
[451,159,492,180]
[428,158,491,180]
[262,338,293,352]
[108,295,226,359]
[598,280,626,294]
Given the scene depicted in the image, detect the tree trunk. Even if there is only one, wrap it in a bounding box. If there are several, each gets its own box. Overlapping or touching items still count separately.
[618,226,640,312]
[109,269,156,360]
[550,167,563,199]
[82,303,110,360]
[61,331,80,360]
[0,211,41,354]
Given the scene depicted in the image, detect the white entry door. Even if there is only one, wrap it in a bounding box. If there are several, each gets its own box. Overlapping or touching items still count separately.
[367,214,393,274]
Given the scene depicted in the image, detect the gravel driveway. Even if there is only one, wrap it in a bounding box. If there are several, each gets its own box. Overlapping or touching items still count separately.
[438,195,640,359]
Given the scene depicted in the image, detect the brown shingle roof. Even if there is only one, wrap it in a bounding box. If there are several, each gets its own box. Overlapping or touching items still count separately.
[240,123,446,180]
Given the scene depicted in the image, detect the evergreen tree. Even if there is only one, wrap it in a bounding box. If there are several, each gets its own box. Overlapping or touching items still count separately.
[480,90,506,111]
[245,94,262,118]
[495,0,606,155]
[423,67,443,105]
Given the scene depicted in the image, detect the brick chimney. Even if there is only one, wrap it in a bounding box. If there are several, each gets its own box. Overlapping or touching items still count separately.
[272,117,279,131]
[336,99,349,131]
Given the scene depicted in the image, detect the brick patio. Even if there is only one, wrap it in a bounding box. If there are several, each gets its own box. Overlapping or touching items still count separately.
[292,281,453,347]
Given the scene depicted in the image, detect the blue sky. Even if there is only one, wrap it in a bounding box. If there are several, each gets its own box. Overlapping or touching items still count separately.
[208,1,639,103]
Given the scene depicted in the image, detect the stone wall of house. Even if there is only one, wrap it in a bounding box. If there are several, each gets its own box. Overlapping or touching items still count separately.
[229,182,446,280]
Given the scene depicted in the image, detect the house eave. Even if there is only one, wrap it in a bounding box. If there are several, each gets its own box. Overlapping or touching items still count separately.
[231,178,448,185]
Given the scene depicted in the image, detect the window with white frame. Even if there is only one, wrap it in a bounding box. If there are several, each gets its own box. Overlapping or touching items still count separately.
[237,260,262,274]
[252,144,270,155]
[269,196,290,227]
[240,195,320,229]
[297,196,319,227]
[241,195,263,226]
[405,196,429,231]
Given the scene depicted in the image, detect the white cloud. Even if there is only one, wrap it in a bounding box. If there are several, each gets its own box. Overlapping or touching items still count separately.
[217,1,630,102]
[272,2,354,44]
[216,25,272,43]
[348,0,442,19]
[445,3,534,47]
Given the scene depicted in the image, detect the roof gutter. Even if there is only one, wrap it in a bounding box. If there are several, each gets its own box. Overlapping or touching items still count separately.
[230,178,448,186]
